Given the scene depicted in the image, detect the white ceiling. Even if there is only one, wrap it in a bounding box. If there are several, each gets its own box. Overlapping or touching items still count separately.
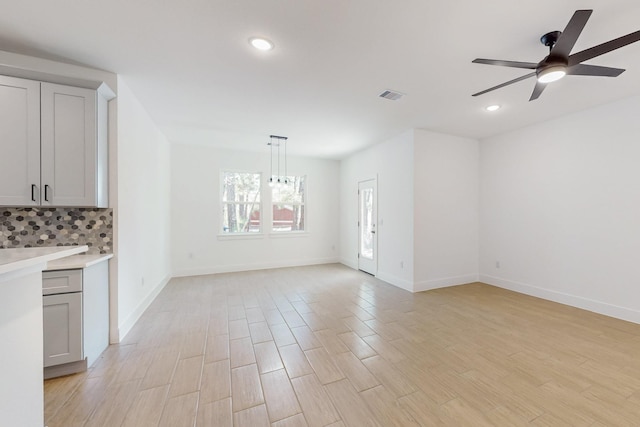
[2,0,640,159]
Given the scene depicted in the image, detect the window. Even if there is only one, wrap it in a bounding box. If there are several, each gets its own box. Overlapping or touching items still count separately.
[272,176,305,232]
[221,171,261,233]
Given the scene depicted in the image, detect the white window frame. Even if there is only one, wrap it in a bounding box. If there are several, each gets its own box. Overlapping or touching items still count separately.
[220,170,262,235]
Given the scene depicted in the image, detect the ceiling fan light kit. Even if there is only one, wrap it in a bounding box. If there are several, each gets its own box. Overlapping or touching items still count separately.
[537,65,567,83]
[472,9,640,101]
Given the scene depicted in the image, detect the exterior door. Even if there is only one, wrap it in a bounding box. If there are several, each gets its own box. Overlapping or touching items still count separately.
[358,179,377,275]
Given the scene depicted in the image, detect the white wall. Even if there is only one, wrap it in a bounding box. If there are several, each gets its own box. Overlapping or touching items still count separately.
[339,131,415,290]
[414,130,479,291]
[115,77,172,339]
[171,144,340,276]
[480,95,640,323]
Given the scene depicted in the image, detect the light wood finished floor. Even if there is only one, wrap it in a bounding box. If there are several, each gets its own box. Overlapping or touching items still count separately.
[45,264,640,426]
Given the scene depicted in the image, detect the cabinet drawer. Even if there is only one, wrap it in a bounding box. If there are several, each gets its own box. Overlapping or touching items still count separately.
[43,269,83,295]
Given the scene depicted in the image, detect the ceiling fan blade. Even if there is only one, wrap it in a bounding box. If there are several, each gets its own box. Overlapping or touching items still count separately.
[568,30,640,66]
[550,10,593,58]
[472,72,536,97]
[472,58,538,69]
[568,64,625,77]
[529,81,547,101]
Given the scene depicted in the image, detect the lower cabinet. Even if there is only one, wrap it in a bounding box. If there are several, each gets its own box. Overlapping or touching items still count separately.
[42,260,109,379]
[43,292,83,367]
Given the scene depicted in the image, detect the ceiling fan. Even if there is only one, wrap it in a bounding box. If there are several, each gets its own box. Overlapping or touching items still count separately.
[472,9,640,101]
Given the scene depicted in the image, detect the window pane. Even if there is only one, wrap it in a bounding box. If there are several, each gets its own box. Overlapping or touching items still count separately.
[222,172,261,202]
[273,204,305,232]
[272,176,305,203]
[222,203,260,233]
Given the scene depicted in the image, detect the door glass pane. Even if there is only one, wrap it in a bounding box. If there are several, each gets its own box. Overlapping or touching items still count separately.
[360,188,373,259]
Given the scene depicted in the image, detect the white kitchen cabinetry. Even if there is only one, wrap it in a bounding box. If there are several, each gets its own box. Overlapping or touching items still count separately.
[0,75,113,208]
[0,75,41,206]
[43,258,110,379]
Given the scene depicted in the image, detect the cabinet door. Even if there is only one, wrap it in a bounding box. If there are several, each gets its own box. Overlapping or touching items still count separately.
[43,292,83,367]
[0,76,41,205]
[41,83,97,206]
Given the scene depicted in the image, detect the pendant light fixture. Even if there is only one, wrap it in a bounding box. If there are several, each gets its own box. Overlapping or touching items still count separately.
[268,135,288,188]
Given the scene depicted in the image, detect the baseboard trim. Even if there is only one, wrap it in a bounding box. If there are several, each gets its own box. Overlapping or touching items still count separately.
[480,274,640,325]
[173,257,341,278]
[118,274,171,342]
[375,271,413,292]
[44,358,87,379]
[414,274,479,293]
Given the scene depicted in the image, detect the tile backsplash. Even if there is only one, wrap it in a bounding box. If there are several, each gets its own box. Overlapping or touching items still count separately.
[1,207,113,254]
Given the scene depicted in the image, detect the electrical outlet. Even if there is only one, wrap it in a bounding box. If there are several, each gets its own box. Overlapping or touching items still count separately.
[400,261,404,268]
[496,261,501,269]
[141,277,145,286]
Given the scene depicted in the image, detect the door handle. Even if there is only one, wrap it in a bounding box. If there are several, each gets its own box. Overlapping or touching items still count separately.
[371,230,376,234]
[44,185,50,202]
[31,184,37,202]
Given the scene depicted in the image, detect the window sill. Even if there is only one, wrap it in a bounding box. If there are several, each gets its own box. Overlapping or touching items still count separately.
[268,231,309,239]
[217,233,265,241]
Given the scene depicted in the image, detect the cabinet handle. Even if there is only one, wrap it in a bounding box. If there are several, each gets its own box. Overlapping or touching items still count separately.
[31,184,37,202]
[44,185,50,202]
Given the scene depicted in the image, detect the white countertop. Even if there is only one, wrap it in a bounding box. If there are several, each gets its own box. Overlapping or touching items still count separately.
[46,253,113,271]
[0,246,89,276]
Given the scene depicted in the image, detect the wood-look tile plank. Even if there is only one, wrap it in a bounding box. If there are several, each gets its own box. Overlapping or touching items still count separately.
[250,321,274,344]
[229,318,251,340]
[272,413,309,427]
[271,323,298,347]
[246,307,266,323]
[46,376,110,427]
[205,333,230,363]
[362,355,416,398]
[84,379,141,427]
[261,368,302,422]
[338,331,377,359]
[158,391,199,427]
[291,325,322,350]
[334,351,380,392]
[325,379,382,427]
[360,385,420,427]
[283,310,307,328]
[291,374,341,427]
[264,309,286,326]
[362,334,406,364]
[230,336,256,368]
[200,359,231,403]
[140,348,180,390]
[196,397,232,427]
[233,404,271,427]
[168,355,203,397]
[304,347,345,384]
[254,340,285,374]
[121,385,169,427]
[315,329,350,355]
[279,343,314,378]
[231,363,265,411]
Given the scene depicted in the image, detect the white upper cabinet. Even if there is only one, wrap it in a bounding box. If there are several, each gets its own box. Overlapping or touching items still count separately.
[0,76,112,208]
[0,76,41,206]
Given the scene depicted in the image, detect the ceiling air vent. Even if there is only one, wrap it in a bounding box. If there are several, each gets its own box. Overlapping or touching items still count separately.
[379,90,404,101]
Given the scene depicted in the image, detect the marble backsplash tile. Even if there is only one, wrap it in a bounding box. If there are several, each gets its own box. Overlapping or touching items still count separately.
[1,207,113,254]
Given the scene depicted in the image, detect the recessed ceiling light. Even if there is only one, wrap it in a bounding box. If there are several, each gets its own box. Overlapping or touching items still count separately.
[249,37,274,51]
[486,104,501,112]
